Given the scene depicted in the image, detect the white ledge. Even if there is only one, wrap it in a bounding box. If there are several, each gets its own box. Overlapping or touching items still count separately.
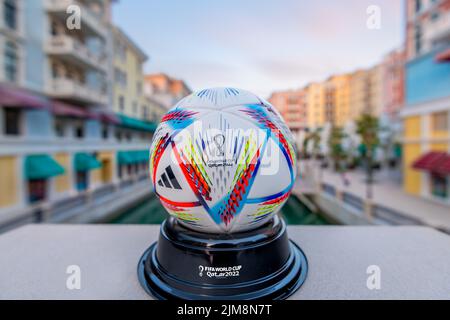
[0,225,449,300]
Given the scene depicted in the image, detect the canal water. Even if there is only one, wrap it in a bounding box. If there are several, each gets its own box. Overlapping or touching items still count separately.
[110,194,329,225]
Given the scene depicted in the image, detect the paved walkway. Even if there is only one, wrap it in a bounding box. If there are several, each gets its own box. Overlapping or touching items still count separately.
[317,167,450,232]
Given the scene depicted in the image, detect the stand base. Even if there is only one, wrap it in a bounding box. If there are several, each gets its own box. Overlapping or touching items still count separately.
[137,216,308,300]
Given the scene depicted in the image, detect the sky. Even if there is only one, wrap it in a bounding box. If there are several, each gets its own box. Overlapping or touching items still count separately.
[113,0,404,98]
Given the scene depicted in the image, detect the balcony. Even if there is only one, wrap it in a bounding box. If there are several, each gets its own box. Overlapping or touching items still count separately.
[426,11,450,43]
[46,78,108,106]
[44,0,107,39]
[0,224,449,299]
[45,36,108,72]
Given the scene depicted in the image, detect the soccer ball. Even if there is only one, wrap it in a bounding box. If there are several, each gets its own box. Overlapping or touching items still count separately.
[150,88,297,234]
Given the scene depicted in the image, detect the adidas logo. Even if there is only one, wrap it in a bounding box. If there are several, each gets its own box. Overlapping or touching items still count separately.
[157,166,182,190]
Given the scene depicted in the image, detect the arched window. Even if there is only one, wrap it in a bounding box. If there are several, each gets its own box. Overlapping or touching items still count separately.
[4,41,18,82]
[4,0,17,30]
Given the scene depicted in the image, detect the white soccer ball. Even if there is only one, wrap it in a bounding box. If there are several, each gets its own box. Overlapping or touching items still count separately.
[150,88,297,234]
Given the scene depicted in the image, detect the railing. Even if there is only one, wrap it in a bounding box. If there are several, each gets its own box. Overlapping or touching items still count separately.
[319,182,427,227]
[137,174,150,182]
[44,0,107,38]
[342,192,365,213]
[372,204,424,226]
[50,194,87,221]
[0,177,152,234]
[46,35,107,71]
[0,209,38,234]
[322,183,336,197]
[47,78,108,105]
[427,10,450,42]
[119,179,134,190]
[92,184,115,203]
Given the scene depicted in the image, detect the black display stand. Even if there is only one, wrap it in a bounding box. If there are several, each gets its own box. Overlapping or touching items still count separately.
[138,215,307,300]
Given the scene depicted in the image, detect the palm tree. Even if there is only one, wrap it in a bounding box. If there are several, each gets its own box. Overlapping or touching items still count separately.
[356,113,380,200]
[328,126,347,172]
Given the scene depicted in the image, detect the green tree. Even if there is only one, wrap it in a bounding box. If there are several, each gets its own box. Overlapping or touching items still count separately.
[303,128,321,159]
[356,113,380,199]
[328,126,347,172]
[310,128,321,159]
[305,128,323,182]
[302,135,310,158]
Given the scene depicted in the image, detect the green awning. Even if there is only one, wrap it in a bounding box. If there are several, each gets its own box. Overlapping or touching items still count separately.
[394,143,402,158]
[118,150,150,165]
[25,155,65,180]
[118,151,134,165]
[75,153,102,171]
[136,150,150,162]
[118,114,157,132]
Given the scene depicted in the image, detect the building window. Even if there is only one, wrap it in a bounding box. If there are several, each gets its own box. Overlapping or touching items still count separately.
[4,41,18,82]
[119,96,125,112]
[125,130,132,141]
[76,171,89,191]
[54,117,65,137]
[115,40,126,62]
[114,68,120,84]
[4,0,17,30]
[430,174,448,199]
[141,161,148,173]
[132,101,138,115]
[74,121,85,139]
[114,68,127,88]
[414,0,421,13]
[118,164,123,179]
[102,124,109,139]
[137,81,142,95]
[432,111,448,131]
[115,128,122,141]
[431,11,440,21]
[50,20,59,36]
[28,179,47,204]
[4,108,21,135]
[142,106,149,120]
[414,25,422,55]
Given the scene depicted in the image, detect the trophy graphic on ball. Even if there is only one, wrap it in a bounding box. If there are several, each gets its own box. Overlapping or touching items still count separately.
[138,88,307,300]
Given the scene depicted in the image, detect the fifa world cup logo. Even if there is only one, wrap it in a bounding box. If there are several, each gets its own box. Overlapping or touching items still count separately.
[199,265,204,277]
[213,134,225,157]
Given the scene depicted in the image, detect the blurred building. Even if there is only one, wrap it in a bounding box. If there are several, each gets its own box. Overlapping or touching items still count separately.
[144,73,192,109]
[324,74,352,127]
[304,83,325,130]
[402,0,450,202]
[268,89,308,134]
[112,26,148,120]
[367,65,384,117]
[0,0,167,231]
[269,72,374,132]
[381,49,406,120]
[349,70,369,120]
[348,66,383,121]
